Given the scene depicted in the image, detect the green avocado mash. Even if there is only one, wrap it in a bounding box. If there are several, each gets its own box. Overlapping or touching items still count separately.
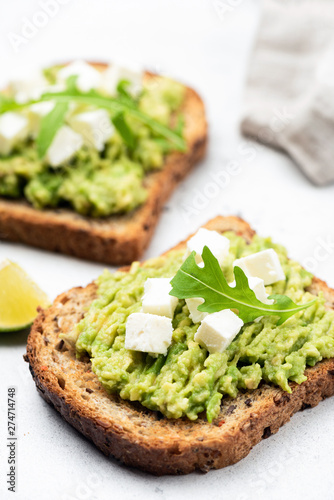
[0,70,185,217]
[68,232,334,423]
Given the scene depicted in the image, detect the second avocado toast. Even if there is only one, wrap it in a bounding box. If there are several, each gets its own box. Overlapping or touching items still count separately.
[0,61,207,264]
[26,216,334,475]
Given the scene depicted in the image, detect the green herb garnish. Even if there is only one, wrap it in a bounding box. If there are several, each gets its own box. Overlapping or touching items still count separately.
[170,246,316,325]
[0,83,186,157]
[36,102,69,158]
[111,112,135,150]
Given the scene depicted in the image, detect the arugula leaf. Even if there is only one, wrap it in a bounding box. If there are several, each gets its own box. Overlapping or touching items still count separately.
[152,115,185,153]
[0,80,187,153]
[39,88,187,152]
[65,74,79,92]
[170,246,316,325]
[116,80,137,103]
[36,102,69,158]
[129,106,186,152]
[0,95,22,114]
[112,112,136,149]
[152,138,177,153]
[174,114,184,136]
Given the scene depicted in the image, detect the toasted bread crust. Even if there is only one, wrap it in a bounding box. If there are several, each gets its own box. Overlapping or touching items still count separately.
[26,216,334,475]
[0,64,207,265]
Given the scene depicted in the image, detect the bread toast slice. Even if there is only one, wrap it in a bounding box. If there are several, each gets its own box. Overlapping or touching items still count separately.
[25,216,334,475]
[0,63,207,265]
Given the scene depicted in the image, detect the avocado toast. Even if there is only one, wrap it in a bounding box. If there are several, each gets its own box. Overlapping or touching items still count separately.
[26,215,334,475]
[0,62,207,265]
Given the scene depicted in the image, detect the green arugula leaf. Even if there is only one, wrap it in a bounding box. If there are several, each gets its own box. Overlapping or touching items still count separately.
[0,85,187,154]
[112,112,136,149]
[65,74,79,92]
[152,138,176,153]
[170,246,316,325]
[36,102,69,158]
[39,89,186,152]
[0,95,22,114]
[116,80,137,103]
[152,115,184,154]
[174,113,184,136]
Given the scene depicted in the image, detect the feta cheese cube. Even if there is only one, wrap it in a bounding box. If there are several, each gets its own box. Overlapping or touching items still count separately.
[125,312,173,355]
[57,60,101,92]
[45,125,83,167]
[9,72,48,103]
[69,109,114,151]
[100,61,143,96]
[194,309,243,354]
[186,297,208,324]
[27,101,55,137]
[247,276,274,305]
[233,249,285,285]
[141,278,178,318]
[229,276,274,305]
[185,228,230,267]
[25,84,78,139]
[0,112,29,155]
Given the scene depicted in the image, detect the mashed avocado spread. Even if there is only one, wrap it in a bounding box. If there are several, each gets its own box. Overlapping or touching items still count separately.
[0,68,185,217]
[69,232,334,423]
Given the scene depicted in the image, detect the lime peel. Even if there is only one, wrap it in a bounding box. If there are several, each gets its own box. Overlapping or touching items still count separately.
[0,260,50,332]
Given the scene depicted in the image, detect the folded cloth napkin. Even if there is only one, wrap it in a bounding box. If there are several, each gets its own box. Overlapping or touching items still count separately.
[241,0,334,186]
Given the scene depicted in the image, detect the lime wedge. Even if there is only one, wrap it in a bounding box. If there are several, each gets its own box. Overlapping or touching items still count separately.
[0,260,50,332]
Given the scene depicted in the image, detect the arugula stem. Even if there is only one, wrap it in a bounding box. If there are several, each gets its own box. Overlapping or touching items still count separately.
[180,269,316,315]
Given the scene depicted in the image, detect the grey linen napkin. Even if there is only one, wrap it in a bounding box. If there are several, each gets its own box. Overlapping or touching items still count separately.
[241,0,334,186]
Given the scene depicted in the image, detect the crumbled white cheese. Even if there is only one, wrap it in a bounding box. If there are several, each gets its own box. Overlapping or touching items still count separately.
[234,249,285,285]
[194,309,244,354]
[0,112,29,155]
[125,312,173,355]
[9,72,48,103]
[100,61,143,96]
[186,297,208,324]
[69,109,114,151]
[185,228,230,266]
[57,60,101,92]
[26,102,55,137]
[45,125,83,167]
[141,278,178,319]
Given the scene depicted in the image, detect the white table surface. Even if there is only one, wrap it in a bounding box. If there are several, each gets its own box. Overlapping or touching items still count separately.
[0,1,334,499]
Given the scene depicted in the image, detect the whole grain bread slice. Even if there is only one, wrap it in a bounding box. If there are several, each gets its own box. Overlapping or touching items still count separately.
[0,63,207,265]
[25,215,334,475]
